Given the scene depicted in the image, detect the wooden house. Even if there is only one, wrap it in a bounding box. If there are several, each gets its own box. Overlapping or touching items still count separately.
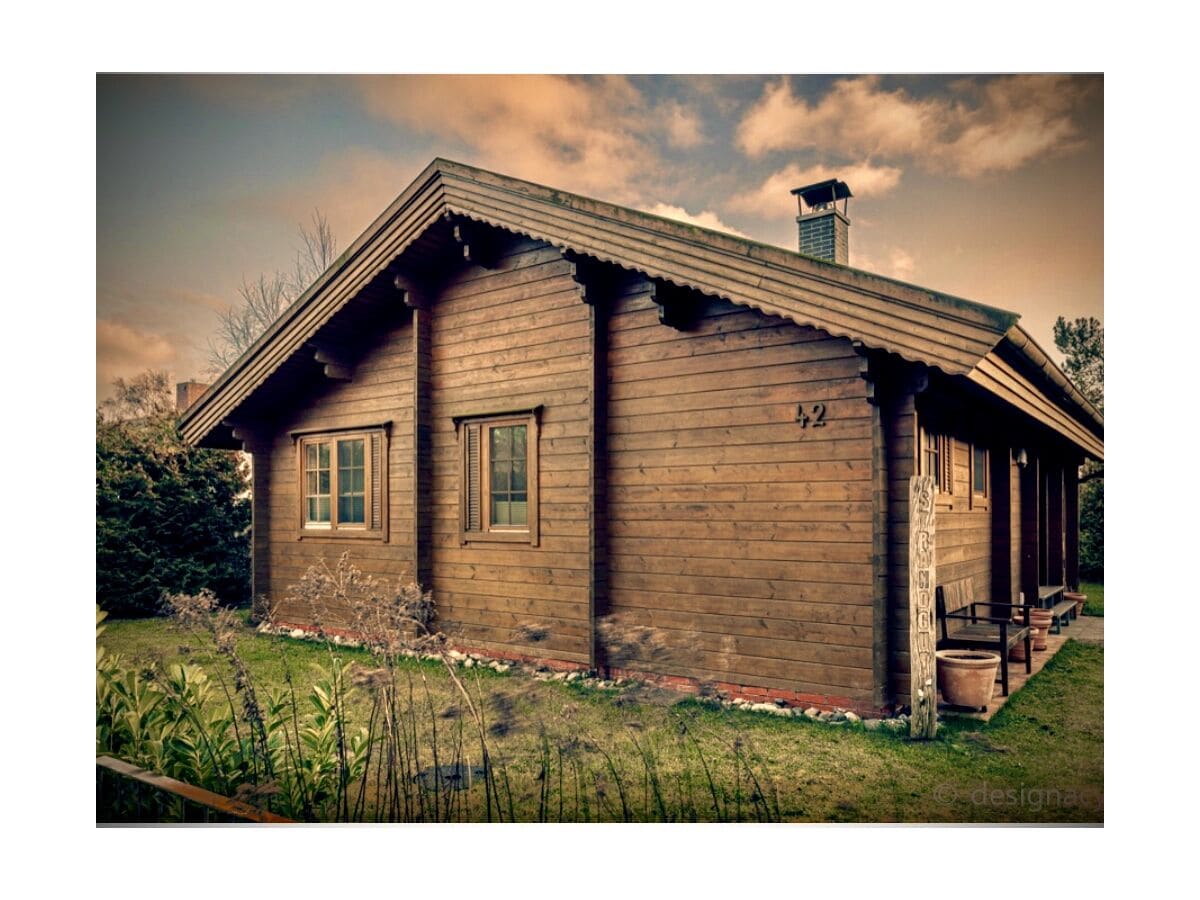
[179,159,1104,715]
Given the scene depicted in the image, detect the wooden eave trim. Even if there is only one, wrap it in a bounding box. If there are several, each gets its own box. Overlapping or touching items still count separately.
[967,356,1104,459]
[1002,325,1104,429]
[433,159,1017,333]
[439,177,1008,374]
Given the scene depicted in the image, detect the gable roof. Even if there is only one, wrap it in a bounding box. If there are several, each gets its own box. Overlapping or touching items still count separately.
[180,158,1102,458]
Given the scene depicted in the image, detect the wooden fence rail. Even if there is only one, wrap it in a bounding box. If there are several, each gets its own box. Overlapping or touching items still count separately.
[96,756,292,824]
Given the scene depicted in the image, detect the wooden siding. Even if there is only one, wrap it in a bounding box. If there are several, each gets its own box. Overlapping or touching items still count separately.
[256,316,416,627]
[604,288,876,702]
[428,239,593,664]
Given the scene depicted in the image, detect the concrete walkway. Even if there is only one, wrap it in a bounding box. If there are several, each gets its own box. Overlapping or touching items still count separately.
[941,613,1103,723]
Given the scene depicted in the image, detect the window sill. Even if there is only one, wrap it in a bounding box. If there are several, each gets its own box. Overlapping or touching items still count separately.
[460,530,536,545]
[298,530,386,542]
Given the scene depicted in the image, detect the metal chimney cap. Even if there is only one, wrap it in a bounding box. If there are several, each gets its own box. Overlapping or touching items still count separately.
[790,179,853,206]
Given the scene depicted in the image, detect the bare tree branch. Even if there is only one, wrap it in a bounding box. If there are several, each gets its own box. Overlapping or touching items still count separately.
[205,211,339,377]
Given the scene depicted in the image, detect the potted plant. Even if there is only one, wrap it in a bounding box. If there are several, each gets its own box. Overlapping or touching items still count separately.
[1065,591,1087,616]
[1013,607,1053,650]
[936,649,1001,711]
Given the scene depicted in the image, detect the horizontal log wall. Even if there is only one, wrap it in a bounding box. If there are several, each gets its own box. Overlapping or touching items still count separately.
[605,289,876,704]
[257,316,416,627]
[428,240,593,664]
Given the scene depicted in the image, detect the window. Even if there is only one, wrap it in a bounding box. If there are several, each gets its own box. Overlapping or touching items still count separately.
[458,409,540,545]
[296,428,387,538]
[920,427,953,497]
[970,443,989,508]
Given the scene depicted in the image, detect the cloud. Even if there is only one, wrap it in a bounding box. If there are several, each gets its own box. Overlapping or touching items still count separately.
[97,318,180,395]
[639,203,748,237]
[736,75,1091,176]
[216,147,426,250]
[659,101,705,149]
[350,75,676,202]
[726,161,902,219]
[851,246,918,283]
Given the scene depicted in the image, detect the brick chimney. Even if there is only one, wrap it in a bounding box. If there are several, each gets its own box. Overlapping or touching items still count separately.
[791,178,852,265]
[176,381,210,412]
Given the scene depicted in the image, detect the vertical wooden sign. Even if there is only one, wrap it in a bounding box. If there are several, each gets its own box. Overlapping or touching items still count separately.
[909,475,937,739]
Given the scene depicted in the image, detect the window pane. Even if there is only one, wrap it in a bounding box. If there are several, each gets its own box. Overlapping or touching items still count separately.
[339,496,365,524]
[512,425,526,458]
[491,498,509,526]
[319,470,330,494]
[973,447,987,493]
[315,497,331,522]
[318,443,330,467]
[491,426,510,460]
[510,500,527,526]
[491,461,509,494]
[306,444,318,468]
[511,459,526,492]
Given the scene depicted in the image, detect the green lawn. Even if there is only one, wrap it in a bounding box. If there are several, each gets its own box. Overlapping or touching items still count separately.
[99,613,1103,823]
[1080,581,1104,617]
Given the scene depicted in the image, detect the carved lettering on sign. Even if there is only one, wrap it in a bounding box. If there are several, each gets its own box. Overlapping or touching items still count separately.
[909,474,937,739]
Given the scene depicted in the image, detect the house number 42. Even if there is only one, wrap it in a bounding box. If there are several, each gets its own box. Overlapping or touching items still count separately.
[796,403,826,428]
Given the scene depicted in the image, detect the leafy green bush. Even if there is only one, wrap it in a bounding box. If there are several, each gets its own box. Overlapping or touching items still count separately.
[96,372,250,617]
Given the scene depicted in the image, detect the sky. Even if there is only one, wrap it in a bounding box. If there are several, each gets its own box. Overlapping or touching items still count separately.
[96,73,1103,400]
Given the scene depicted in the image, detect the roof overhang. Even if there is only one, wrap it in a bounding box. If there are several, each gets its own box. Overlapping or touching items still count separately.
[181,158,1099,461]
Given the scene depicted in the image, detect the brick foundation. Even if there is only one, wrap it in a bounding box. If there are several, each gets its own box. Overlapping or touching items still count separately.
[269,621,892,718]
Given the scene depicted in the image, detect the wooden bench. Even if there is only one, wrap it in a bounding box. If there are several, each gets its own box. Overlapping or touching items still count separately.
[936,579,1032,697]
[1037,584,1077,634]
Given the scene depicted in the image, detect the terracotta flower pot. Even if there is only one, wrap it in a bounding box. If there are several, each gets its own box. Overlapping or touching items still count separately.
[1009,629,1037,662]
[1065,591,1087,615]
[936,649,1001,710]
[1013,608,1053,650]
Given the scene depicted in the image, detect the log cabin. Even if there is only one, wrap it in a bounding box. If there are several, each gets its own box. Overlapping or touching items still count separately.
[179,159,1104,716]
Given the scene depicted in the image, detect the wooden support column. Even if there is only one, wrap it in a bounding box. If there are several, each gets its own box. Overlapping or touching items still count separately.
[858,347,888,710]
[908,474,937,739]
[990,444,1013,611]
[412,306,432,586]
[1065,462,1081,591]
[568,251,617,670]
[1019,454,1040,606]
[1047,461,1065,587]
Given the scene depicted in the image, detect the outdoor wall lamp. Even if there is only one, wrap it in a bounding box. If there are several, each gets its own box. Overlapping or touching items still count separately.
[1015,448,1029,468]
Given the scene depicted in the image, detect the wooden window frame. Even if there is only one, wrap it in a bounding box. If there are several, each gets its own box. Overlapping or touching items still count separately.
[457,408,540,546]
[920,426,954,509]
[970,442,990,510]
[294,426,389,541]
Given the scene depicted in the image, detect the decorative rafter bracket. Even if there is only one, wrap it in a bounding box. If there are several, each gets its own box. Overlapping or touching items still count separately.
[393,272,429,311]
[852,341,879,406]
[445,212,499,269]
[564,250,625,306]
[308,343,353,382]
[649,279,697,331]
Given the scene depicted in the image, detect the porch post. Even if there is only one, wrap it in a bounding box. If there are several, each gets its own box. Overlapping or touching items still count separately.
[990,443,1013,613]
[1019,454,1040,606]
[1065,461,1081,591]
[908,475,937,739]
[1047,461,1065,587]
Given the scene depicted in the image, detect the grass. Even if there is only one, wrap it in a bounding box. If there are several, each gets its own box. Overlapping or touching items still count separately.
[1080,581,1104,617]
[100,611,1103,823]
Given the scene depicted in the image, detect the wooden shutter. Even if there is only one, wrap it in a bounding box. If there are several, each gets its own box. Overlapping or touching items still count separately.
[465,423,481,531]
[370,431,383,530]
